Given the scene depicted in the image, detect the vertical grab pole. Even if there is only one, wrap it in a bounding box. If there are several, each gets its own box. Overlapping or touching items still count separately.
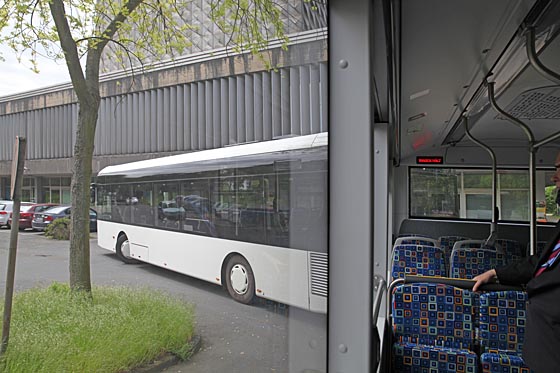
[487,82,537,255]
[463,117,498,245]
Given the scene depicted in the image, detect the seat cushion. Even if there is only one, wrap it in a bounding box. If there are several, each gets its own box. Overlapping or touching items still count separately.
[480,352,531,373]
[393,342,478,373]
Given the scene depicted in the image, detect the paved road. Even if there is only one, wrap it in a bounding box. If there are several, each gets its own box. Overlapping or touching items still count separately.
[0,229,326,372]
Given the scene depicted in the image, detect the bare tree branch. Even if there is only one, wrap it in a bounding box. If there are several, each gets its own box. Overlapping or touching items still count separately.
[48,0,88,99]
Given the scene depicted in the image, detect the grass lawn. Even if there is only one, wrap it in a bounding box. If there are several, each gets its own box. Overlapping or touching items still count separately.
[0,283,195,372]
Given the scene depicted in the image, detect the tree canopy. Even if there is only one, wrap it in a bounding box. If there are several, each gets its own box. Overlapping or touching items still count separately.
[0,0,288,73]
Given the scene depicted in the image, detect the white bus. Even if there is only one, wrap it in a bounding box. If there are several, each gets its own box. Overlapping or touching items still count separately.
[95,133,327,313]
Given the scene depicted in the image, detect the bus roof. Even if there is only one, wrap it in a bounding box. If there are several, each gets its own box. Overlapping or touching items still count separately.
[389,1,560,166]
[97,132,327,178]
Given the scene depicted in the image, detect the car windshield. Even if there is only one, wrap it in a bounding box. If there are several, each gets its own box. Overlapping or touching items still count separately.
[21,205,33,212]
[36,205,54,213]
[0,204,6,211]
[43,206,69,214]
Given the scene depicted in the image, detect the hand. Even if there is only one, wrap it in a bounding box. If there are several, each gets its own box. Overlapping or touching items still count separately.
[472,269,497,292]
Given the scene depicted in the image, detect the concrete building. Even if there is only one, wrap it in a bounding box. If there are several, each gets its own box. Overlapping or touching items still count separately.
[0,0,328,202]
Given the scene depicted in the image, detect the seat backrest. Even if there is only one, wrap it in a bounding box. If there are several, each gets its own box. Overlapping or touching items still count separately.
[397,233,434,239]
[493,238,522,260]
[439,235,470,250]
[452,239,485,251]
[479,291,528,354]
[394,236,439,247]
[392,283,476,349]
[449,248,507,279]
[439,235,470,266]
[391,245,446,280]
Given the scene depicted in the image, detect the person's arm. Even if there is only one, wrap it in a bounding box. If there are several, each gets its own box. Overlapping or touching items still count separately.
[472,269,497,292]
[472,255,539,291]
[495,255,539,284]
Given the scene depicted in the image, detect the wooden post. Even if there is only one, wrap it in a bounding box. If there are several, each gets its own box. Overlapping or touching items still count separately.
[1,136,27,355]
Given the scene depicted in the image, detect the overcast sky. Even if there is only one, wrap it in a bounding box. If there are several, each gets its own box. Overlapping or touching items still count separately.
[0,45,71,97]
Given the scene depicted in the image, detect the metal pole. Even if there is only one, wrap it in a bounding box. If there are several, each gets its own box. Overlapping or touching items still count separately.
[534,130,560,149]
[526,27,560,85]
[463,117,498,245]
[1,137,26,356]
[487,83,537,256]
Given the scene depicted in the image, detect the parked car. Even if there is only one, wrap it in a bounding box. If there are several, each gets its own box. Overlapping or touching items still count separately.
[8,203,59,230]
[157,200,183,221]
[0,201,33,228]
[32,205,98,232]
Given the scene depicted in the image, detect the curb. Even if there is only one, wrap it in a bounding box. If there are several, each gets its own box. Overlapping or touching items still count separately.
[130,334,202,373]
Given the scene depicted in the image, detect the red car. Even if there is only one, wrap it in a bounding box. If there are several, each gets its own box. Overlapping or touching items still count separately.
[9,203,59,230]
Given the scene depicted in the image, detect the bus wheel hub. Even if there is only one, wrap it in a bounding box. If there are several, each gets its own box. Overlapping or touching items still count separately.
[121,240,131,257]
[230,264,249,295]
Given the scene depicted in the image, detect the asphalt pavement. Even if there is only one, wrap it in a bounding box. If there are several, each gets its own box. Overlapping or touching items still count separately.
[0,229,326,372]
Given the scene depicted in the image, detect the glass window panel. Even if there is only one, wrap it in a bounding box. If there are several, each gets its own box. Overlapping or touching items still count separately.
[466,194,492,219]
[155,182,180,230]
[500,190,529,221]
[51,190,61,204]
[95,184,112,219]
[409,168,460,218]
[463,172,492,188]
[180,178,213,235]
[410,168,557,223]
[500,172,529,188]
[61,189,71,204]
[112,184,133,223]
[131,183,154,226]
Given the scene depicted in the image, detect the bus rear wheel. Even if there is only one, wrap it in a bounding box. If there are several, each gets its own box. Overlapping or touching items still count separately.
[225,255,255,304]
[116,234,139,264]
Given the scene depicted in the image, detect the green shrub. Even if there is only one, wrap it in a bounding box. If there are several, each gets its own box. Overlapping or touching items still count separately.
[44,217,71,240]
[0,283,195,372]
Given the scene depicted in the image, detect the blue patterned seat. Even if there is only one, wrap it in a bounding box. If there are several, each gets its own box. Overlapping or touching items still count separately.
[394,236,439,247]
[479,291,531,373]
[392,283,478,372]
[394,342,478,373]
[480,354,531,373]
[452,239,485,251]
[439,235,470,268]
[398,233,435,239]
[449,248,507,279]
[391,245,446,280]
[493,239,522,262]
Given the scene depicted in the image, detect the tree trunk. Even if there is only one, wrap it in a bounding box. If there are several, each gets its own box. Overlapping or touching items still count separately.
[69,94,100,293]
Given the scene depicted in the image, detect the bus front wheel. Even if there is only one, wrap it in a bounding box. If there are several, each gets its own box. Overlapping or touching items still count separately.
[225,255,255,304]
[116,234,139,264]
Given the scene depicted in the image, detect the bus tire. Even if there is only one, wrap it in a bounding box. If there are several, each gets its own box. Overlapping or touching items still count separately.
[225,255,255,305]
[116,234,139,264]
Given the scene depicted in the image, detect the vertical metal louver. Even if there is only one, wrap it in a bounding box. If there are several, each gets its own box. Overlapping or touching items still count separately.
[0,62,328,161]
[309,252,328,297]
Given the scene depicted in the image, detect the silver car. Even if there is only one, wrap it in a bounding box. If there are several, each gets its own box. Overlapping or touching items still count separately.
[0,201,33,228]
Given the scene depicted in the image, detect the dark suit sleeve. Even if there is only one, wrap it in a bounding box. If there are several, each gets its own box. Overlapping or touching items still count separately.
[495,255,539,285]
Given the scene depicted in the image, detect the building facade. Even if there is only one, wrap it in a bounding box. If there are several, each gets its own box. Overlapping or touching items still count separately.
[0,0,328,203]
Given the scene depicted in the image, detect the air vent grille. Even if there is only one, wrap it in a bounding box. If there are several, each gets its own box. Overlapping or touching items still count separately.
[497,87,560,120]
[309,252,328,297]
